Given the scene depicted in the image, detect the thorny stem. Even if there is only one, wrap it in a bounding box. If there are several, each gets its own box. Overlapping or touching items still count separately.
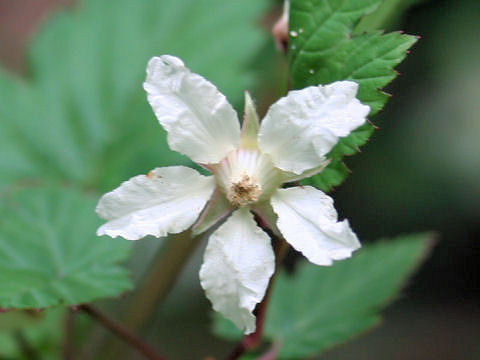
[226,236,289,360]
[78,304,165,360]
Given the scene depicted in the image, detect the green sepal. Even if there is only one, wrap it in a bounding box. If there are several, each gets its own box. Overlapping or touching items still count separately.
[240,91,260,149]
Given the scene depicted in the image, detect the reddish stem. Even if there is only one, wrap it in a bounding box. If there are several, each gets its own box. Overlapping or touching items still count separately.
[78,304,166,360]
[62,309,75,360]
[225,237,288,360]
[257,342,280,360]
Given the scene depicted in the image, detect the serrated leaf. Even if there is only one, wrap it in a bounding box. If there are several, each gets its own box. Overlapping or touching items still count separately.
[214,234,433,359]
[0,186,132,309]
[289,0,417,190]
[300,160,350,192]
[266,233,432,358]
[0,0,270,191]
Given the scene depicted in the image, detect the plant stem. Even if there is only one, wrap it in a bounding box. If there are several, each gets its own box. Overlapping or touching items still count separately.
[78,304,165,360]
[104,230,202,360]
[124,230,201,330]
[225,237,289,360]
[62,309,75,360]
[257,342,280,360]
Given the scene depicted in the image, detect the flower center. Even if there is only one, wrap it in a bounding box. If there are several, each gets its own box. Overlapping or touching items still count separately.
[227,174,262,207]
[213,148,282,207]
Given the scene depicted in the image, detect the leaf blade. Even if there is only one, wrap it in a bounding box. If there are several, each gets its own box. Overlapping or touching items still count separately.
[0,0,270,190]
[265,233,433,358]
[0,186,132,309]
[289,0,417,190]
[213,234,433,359]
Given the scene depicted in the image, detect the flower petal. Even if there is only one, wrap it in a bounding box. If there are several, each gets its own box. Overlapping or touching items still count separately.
[144,55,240,164]
[199,208,275,334]
[271,186,361,266]
[96,166,215,240]
[281,159,330,183]
[258,81,369,174]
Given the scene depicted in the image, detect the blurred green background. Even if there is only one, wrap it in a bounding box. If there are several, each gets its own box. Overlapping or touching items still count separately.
[0,0,478,359]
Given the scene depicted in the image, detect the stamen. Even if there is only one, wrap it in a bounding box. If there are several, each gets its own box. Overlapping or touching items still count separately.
[227,174,262,206]
[214,148,282,207]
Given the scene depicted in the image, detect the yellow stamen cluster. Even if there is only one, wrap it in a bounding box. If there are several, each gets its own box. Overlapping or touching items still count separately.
[227,174,262,206]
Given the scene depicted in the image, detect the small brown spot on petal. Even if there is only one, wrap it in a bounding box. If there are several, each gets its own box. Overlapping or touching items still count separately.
[146,170,155,178]
[147,170,162,179]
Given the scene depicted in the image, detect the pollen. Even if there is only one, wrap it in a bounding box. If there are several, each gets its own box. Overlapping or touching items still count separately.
[227,174,262,207]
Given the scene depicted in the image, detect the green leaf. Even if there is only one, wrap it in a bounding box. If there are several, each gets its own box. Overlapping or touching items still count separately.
[0,186,132,309]
[300,160,350,192]
[214,234,433,359]
[266,233,433,358]
[0,0,270,191]
[289,0,417,190]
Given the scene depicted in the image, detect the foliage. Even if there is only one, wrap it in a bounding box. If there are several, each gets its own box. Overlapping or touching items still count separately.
[0,0,272,355]
[215,233,433,358]
[0,0,432,358]
[0,0,270,311]
[289,0,417,191]
[0,187,131,309]
[0,0,269,191]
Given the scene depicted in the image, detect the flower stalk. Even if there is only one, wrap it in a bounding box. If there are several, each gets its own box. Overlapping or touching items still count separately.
[62,309,75,360]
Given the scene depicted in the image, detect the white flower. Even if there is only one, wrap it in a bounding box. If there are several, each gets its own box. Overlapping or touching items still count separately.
[96,55,370,334]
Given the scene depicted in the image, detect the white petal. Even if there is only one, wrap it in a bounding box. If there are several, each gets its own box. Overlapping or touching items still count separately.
[271,186,361,266]
[144,55,240,164]
[281,159,330,183]
[96,166,215,240]
[258,81,369,174]
[199,208,275,334]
